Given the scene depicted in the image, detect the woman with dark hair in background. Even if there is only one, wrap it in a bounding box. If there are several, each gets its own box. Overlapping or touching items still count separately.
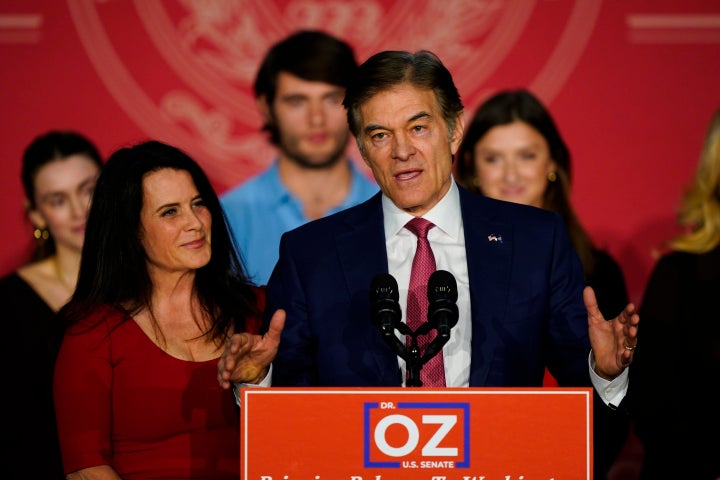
[0,130,103,479]
[454,89,631,479]
[455,88,629,320]
[53,140,283,479]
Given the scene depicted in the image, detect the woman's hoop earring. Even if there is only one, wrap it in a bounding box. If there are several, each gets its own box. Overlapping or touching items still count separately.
[547,171,557,182]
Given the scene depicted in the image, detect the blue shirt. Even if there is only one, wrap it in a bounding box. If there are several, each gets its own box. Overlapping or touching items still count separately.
[220,160,378,285]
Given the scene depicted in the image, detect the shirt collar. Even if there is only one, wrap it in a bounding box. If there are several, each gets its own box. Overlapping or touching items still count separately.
[265,160,293,204]
[382,178,462,240]
[266,158,373,208]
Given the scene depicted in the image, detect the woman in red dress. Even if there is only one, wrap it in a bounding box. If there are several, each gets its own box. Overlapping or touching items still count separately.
[54,140,282,479]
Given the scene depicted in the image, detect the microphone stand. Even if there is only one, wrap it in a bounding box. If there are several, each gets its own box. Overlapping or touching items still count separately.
[370,270,458,387]
[377,317,451,387]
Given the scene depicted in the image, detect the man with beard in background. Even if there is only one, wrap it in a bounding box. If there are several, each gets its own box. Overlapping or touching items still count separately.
[221,30,378,285]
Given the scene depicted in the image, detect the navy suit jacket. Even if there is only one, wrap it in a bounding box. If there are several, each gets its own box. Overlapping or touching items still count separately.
[264,184,592,388]
[262,183,630,478]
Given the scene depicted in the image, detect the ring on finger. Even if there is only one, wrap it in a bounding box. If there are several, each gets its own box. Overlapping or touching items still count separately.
[623,342,636,351]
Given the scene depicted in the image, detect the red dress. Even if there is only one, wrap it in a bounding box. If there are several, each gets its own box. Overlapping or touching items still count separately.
[54,301,261,479]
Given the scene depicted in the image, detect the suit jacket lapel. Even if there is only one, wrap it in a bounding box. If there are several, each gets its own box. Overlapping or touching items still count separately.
[459,188,513,386]
[336,193,388,292]
[335,193,401,384]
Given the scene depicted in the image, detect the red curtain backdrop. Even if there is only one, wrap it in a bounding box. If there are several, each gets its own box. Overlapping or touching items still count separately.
[2,0,719,305]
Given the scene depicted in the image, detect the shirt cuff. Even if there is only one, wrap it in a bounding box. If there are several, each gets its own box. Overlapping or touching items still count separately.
[588,351,629,408]
[232,364,273,407]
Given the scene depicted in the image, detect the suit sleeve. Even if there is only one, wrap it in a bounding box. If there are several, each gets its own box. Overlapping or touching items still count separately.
[264,232,317,386]
[545,213,594,386]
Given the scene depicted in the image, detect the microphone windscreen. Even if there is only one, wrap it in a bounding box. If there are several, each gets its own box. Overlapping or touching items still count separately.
[370,273,399,302]
[427,270,457,302]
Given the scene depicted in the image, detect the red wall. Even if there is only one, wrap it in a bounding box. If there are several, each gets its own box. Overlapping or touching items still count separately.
[2,0,719,305]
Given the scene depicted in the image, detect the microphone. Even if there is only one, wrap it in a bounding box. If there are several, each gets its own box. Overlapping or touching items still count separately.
[369,273,402,338]
[370,273,411,365]
[427,270,459,340]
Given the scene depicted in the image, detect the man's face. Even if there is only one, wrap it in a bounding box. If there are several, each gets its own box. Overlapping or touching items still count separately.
[262,72,350,169]
[357,83,464,216]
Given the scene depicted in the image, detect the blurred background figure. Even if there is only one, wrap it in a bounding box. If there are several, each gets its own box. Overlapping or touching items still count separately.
[53,140,275,479]
[220,29,378,285]
[0,130,103,479]
[454,88,631,479]
[455,89,629,318]
[629,108,720,480]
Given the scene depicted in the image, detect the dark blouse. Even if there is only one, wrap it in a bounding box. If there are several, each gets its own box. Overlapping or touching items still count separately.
[0,272,65,479]
[587,249,630,320]
[629,245,720,479]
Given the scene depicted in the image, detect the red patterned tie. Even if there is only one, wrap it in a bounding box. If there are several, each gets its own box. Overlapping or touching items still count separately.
[405,217,445,387]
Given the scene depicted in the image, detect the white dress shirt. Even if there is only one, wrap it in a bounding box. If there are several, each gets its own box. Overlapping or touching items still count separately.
[383,180,471,387]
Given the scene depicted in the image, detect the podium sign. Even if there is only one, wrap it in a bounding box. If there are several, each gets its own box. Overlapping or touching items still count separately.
[241,387,593,479]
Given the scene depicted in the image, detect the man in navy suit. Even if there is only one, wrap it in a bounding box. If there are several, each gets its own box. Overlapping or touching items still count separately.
[218,49,639,479]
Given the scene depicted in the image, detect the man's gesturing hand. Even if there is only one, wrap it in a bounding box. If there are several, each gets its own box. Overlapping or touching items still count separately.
[217,309,285,389]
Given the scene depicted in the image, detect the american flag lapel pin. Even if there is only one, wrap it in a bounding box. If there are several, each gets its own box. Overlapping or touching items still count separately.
[487,234,503,243]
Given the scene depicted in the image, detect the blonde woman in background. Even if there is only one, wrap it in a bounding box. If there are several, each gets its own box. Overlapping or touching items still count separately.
[0,130,103,478]
[630,108,720,480]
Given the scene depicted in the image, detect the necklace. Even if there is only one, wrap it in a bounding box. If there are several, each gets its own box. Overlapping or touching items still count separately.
[52,256,76,295]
